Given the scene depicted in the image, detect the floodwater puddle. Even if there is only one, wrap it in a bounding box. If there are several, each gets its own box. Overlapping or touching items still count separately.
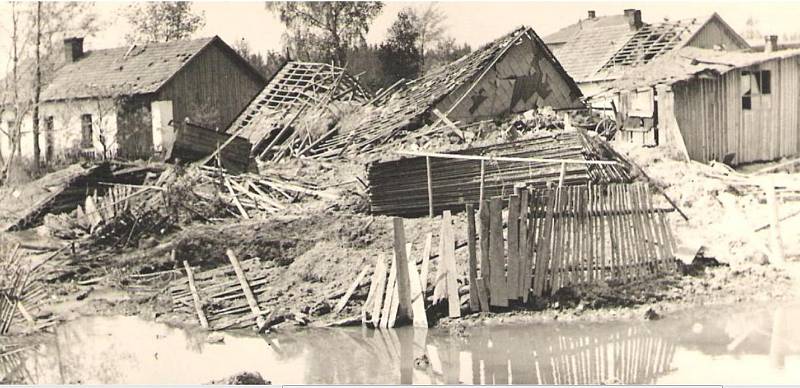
[2,301,799,384]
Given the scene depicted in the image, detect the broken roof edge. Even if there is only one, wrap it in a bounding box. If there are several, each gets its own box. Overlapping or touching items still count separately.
[603,46,800,92]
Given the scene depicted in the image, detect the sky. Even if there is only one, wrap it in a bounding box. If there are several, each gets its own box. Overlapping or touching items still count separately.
[2,1,800,70]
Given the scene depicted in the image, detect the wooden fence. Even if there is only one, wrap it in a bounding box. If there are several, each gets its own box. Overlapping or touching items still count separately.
[469,182,677,309]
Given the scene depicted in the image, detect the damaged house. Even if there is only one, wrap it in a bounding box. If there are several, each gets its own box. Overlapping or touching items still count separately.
[226,61,372,158]
[608,47,800,165]
[268,26,584,160]
[0,36,266,163]
[543,10,750,97]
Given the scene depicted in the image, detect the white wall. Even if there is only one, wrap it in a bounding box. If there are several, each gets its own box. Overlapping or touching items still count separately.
[0,98,119,161]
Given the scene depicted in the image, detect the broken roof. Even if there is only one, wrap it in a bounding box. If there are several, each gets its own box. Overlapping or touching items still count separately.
[305,26,581,158]
[544,12,747,83]
[610,46,800,91]
[41,36,264,101]
[227,61,371,148]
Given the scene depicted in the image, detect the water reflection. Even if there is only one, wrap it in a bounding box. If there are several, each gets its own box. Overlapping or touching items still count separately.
[2,301,798,384]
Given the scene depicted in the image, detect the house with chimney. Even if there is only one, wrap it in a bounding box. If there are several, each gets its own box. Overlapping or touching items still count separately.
[0,35,266,162]
[543,9,750,97]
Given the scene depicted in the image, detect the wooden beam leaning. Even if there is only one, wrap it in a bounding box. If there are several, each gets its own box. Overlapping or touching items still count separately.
[183,259,208,329]
[392,218,413,321]
[225,249,263,329]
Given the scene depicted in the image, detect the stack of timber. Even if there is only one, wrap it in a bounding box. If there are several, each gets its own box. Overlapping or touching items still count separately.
[1,163,112,232]
[0,339,34,383]
[367,131,632,216]
[467,183,677,310]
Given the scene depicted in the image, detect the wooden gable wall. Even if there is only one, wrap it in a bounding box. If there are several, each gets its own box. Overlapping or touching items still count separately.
[435,35,583,123]
[155,41,266,131]
[685,17,750,51]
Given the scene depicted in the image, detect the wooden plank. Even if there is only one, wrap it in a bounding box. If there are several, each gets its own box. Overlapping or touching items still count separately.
[476,277,490,312]
[442,211,461,318]
[489,197,508,306]
[334,265,370,315]
[406,244,428,328]
[507,195,520,300]
[380,254,398,328]
[393,218,413,321]
[366,255,388,326]
[479,200,491,289]
[225,250,263,327]
[419,233,433,291]
[183,259,209,329]
[466,204,480,312]
[518,188,530,301]
[533,189,555,296]
[426,157,434,217]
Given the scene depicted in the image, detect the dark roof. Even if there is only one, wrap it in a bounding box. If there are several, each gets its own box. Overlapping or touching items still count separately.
[307,26,583,157]
[40,36,265,101]
[545,12,746,83]
[609,46,800,91]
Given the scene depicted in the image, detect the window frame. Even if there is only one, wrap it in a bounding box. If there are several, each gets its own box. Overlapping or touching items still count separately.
[80,114,93,148]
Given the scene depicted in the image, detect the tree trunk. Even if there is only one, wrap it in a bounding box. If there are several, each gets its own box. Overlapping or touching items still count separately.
[32,1,42,170]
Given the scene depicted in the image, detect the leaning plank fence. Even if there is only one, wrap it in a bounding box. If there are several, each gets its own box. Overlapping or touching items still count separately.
[470,182,677,309]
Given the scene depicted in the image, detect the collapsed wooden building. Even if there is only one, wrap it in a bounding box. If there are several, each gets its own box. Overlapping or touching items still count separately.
[604,47,800,165]
[226,61,372,159]
[253,26,584,160]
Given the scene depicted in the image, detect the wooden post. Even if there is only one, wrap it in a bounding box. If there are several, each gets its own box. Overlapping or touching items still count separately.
[558,162,566,188]
[763,180,785,266]
[393,218,413,320]
[442,211,461,318]
[419,233,433,291]
[489,197,508,307]
[182,259,209,329]
[426,157,434,218]
[406,246,429,328]
[479,160,486,205]
[507,195,520,299]
[466,204,480,312]
[225,250,263,328]
[364,255,387,326]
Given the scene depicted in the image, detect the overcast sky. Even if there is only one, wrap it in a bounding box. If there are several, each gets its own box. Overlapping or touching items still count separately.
[2,1,800,71]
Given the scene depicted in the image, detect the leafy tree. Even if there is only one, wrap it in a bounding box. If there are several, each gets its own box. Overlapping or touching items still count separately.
[378,9,421,84]
[424,36,471,72]
[347,44,384,92]
[410,3,447,72]
[232,38,284,79]
[265,1,384,66]
[125,2,206,43]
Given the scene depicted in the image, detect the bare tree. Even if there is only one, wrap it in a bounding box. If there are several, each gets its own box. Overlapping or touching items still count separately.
[411,3,447,72]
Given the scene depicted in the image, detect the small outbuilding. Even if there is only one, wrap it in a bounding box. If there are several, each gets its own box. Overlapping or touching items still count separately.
[607,47,800,165]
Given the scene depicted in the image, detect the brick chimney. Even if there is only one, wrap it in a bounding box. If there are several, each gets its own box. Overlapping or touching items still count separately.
[764,35,779,53]
[63,37,84,63]
[588,10,596,19]
[623,9,643,30]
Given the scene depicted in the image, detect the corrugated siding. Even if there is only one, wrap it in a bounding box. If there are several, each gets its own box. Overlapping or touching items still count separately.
[672,56,800,164]
[155,42,265,132]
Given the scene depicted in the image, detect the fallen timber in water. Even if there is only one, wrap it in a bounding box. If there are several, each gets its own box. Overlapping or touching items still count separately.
[363,182,677,328]
[367,131,633,217]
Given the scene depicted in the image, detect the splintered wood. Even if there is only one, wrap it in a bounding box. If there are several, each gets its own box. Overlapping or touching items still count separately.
[0,245,52,335]
[467,182,677,311]
[363,218,429,328]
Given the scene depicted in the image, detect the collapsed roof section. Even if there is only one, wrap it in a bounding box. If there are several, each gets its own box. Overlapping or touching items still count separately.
[302,26,584,159]
[227,61,372,152]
